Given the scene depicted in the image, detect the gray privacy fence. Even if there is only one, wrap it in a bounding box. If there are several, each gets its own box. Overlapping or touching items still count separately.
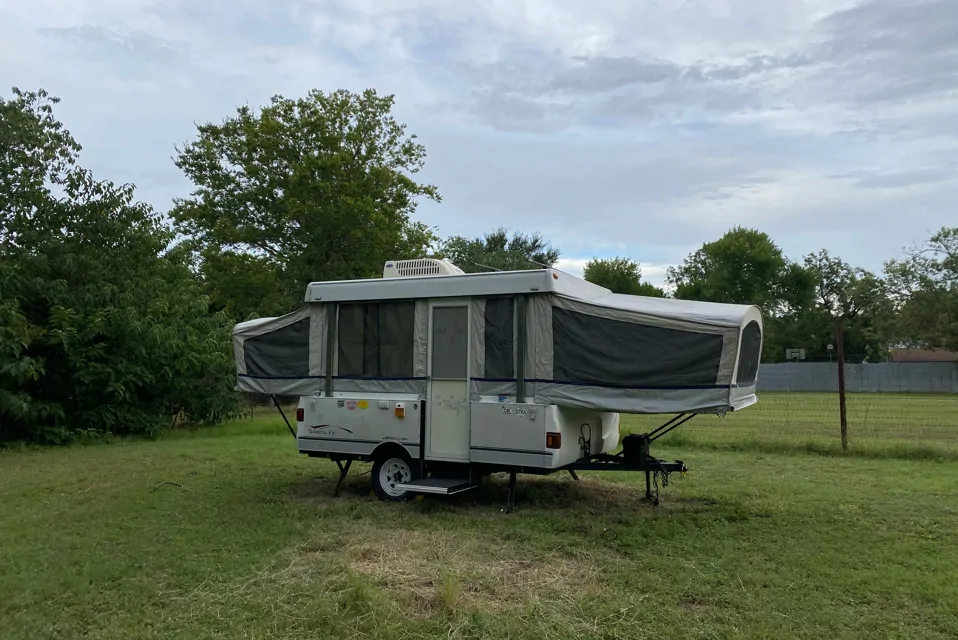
[757,362,958,393]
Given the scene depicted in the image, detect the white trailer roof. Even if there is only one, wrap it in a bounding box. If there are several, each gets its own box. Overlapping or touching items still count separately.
[304,268,759,328]
[304,268,609,303]
[582,293,760,328]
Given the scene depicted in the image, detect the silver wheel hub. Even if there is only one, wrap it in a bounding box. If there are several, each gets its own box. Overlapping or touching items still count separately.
[380,459,411,497]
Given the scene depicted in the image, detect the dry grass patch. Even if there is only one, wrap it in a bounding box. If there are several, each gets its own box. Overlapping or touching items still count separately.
[340,526,602,616]
[190,513,606,625]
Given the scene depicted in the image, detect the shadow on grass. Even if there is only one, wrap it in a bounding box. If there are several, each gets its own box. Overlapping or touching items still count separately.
[281,464,760,524]
[288,465,659,510]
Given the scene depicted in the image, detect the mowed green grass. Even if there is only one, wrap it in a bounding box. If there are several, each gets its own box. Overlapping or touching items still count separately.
[2,414,957,639]
[624,392,958,459]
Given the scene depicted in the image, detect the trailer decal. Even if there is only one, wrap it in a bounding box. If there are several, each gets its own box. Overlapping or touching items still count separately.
[307,424,354,435]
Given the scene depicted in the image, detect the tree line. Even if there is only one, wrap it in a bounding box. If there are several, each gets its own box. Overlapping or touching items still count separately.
[2,86,955,443]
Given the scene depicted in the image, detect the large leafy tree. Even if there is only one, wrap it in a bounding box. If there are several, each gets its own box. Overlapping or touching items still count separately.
[884,227,958,350]
[797,249,891,360]
[0,88,239,443]
[667,227,814,361]
[667,226,813,312]
[583,257,666,297]
[438,228,559,273]
[172,88,440,320]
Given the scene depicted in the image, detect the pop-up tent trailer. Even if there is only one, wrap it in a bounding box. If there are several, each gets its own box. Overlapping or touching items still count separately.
[233,258,764,507]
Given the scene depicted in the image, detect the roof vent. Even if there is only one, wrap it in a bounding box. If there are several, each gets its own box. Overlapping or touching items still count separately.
[382,258,465,278]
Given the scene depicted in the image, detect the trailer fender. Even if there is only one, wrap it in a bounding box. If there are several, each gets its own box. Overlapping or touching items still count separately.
[370,441,412,463]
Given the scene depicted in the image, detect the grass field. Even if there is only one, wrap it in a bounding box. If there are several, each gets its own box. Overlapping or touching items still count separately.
[2,411,957,639]
[624,392,958,459]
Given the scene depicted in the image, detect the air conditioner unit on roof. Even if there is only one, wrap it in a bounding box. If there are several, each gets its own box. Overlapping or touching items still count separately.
[382,258,465,278]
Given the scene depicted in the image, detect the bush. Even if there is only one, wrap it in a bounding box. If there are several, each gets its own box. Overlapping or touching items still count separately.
[0,88,241,443]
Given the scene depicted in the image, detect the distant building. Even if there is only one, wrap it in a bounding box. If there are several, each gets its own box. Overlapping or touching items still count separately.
[888,348,958,363]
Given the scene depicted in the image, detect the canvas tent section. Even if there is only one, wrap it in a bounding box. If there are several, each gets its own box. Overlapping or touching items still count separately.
[525,293,763,415]
[330,299,429,395]
[232,268,764,415]
[468,296,520,399]
[233,305,327,395]
[325,295,520,398]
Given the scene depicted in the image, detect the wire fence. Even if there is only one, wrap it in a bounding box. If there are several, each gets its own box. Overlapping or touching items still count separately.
[623,369,958,459]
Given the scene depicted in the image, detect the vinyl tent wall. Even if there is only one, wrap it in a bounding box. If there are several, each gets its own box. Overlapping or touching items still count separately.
[524,294,763,415]
[330,299,428,395]
[232,305,326,395]
[232,292,763,414]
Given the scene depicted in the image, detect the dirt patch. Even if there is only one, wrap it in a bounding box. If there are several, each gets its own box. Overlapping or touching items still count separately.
[679,596,711,614]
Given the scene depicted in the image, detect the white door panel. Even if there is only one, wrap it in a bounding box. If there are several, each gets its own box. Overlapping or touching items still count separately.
[427,304,470,461]
[428,381,470,459]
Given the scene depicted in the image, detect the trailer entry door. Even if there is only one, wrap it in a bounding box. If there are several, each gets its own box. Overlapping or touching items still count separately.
[427,304,470,461]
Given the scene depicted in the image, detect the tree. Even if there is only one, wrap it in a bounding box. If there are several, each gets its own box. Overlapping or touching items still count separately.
[884,227,958,350]
[801,249,891,359]
[438,227,560,273]
[171,88,440,320]
[666,227,813,313]
[667,227,815,362]
[805,250,886,320]
[582,257,666,297]
[0,88,240,443]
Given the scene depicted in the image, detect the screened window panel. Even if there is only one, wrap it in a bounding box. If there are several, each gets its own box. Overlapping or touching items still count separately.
[552,308,723,387]
[337,304,366,377]
[484,297,515,379]
[337,302,415,378]
[379,302,416,377]
[362,305,380,375]
[736,320,762,384]
[432,306,468,379]
[244,318,310,377]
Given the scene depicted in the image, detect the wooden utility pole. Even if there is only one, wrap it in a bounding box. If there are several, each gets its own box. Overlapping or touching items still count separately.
[835,321,848,451]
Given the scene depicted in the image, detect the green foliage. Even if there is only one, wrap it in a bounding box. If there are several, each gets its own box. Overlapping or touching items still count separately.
[884,226,958,350]
[0,264,48,427]
[438,227,559,273]
[582,256,666,297]
[804,249,887,321]
[0,87,240,443]
[171,88,440,320]
[798,249,892,359]
[667,226,814,314]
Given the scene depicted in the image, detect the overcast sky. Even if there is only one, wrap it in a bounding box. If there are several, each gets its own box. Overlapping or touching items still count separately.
[3,0,956,286]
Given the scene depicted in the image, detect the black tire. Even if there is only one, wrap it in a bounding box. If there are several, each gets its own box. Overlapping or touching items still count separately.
[370,453,419,502]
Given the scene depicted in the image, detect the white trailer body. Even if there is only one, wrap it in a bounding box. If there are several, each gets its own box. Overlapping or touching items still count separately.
[232,259,764,504]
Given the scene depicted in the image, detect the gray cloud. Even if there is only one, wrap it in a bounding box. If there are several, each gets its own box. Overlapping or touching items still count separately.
[457,0,958,134]
[2,0,957,283]
[849,169,954,190]
[548,57,681,93]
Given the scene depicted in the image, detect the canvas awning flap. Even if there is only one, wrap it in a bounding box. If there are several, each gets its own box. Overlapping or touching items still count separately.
[232,306,325,395]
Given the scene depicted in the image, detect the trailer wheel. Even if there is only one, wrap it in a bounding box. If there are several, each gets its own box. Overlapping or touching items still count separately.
[371,454,417,502]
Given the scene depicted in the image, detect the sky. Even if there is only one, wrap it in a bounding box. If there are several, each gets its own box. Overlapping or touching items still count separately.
[2,0,957,287]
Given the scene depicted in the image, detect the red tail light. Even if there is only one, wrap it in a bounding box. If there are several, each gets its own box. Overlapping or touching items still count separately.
[296,408,304,422]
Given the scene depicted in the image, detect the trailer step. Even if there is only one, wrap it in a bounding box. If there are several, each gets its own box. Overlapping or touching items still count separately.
[396,477,478,495]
